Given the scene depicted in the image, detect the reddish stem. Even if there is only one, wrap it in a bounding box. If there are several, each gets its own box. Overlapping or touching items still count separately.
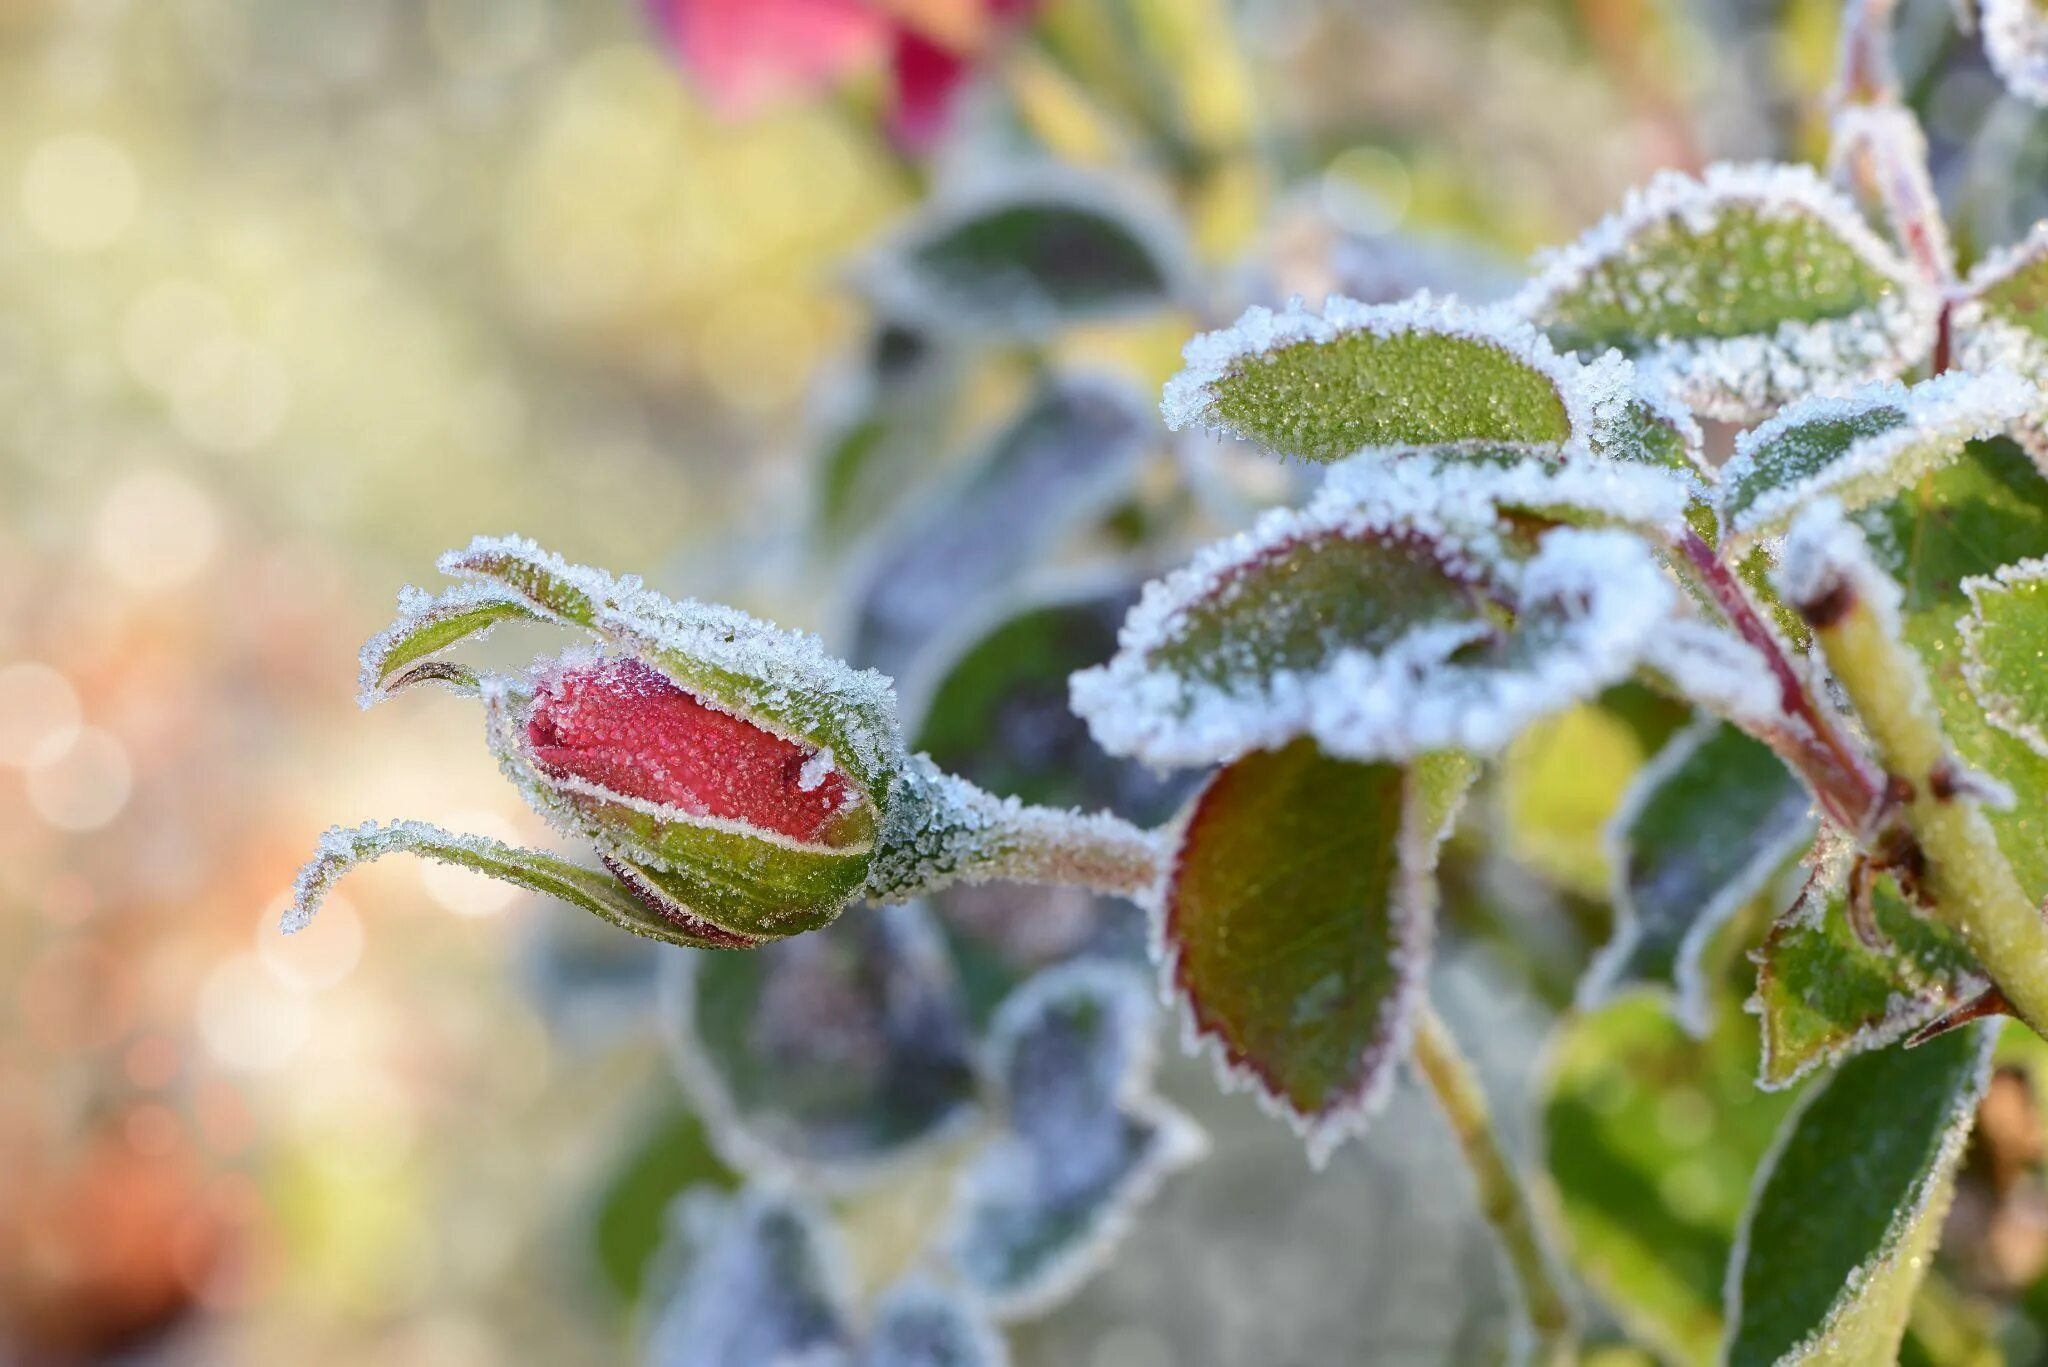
[1678,529,1885,829]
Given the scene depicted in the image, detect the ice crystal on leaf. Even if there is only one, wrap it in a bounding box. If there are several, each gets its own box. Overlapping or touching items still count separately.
[1716,370,2037,547]
[1960,556,2048,758]
[1515,162,1937,421]
[1070,460,1679,768]
[1952,224,2048,466]
[644,1187,856,1367]
[1161,292,1596,463]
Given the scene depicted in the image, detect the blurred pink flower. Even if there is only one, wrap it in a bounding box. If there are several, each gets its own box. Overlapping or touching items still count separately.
[645,0,1043,151]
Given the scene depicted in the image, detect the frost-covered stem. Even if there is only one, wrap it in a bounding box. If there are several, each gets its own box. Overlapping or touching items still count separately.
[1831,0,1901,107]
[866,756,1165,903]
[1792,533,2048,1037]
[1677,530,1883,827]
[1410,1005,1576,1367]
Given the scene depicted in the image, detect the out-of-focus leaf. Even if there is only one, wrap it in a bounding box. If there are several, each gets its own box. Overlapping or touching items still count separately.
[1162,740,1472,1164]
[1714,372,2033,547]
[1985,0,2048,107]
[1515,163,1936,421]
[1723,1025,1995,1366]
[851,377,1152,684]
[661,902,978,1190]
[861,172,1186,337]
[1502,701,1651,901]
[643,1187,856,1367]
[1072,493,1676,767]
[288,819,760,949]
[914,586,1193,825]
[1544,997,1798,1365]
[1853,438,2048,897]
[592,1106,735,1308]
[1580,721,1814,1031]
[811,323,962,553]
[1749,868,1985,1091]
[944,963,1205,1319]
[1161,294,1584,462]
[1960,556,2048,757]
[862,1278,1009,1367]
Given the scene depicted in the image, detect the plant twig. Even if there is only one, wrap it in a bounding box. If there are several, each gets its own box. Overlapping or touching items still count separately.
[1410,1004,1578,1367]
[1785,516,2048,1038]
[1676,529,1885,828]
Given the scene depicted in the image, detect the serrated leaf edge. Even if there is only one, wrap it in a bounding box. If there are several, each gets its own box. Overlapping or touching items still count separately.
[1719,1023,1995,1364]
[1959,555,2048,759]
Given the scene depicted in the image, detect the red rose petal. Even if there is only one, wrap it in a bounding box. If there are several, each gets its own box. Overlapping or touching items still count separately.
[527,657,861,847]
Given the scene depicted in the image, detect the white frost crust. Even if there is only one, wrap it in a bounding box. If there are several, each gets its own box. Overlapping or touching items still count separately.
[356,581,537,708]
[1638,619,1788,732]
[1954,223,2048,470]
[1512,161,1938,422]
[1160,290,1603,453]
[1576,347,1711,477]
[944,961,1208,1321]
[1960,556,2048,758]
[1151,760,1467,1170]
[284,817,542,934]
[1773,498,1905,636]
[1718,370,2037,546]
[1071,463,1679,768]
[1986,0,2048,106]
[1576,721,1816,1035]
[1322,447,1697,532]
[443,534,904,796]
[858,164,1191,338]
[1722,1023,1995,1360]
[654,916,981,1199]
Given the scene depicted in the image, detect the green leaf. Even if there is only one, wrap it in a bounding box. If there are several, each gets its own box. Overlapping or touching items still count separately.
[913,585,1193,826]
[1960,556,2048,757]
[862,172,1185,337]
[1723,1023,1995,1366]
[863,1278,1008,1367]
[852,376,1152,683]
[1161,739,1473,1163]
[1715,372,2034,547]
[1073,495,1677,766]
[356,583,545,704]
[591,1105,736,1307]
[1162,294,1586,462]
[810,323,961,553]
[1515,162,1936,421]
[1544,997,1798,1365]
[1581,722,1814,1031]
[287,819,761,949]
[660,903,978,1188]
[945,963,1205,1319]
[1853,438,2048,899]
[1750,868,1987,1090]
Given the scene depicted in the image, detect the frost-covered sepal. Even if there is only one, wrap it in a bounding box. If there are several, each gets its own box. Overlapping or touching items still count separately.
[1162,293,1591,462]
[1723,1024,1994,1365]
[658,903,978,1191]
[1716,371,2036,547]
[1578,722,1814,1033]
[1748,861,1986,1091]
[356,582,546,706]
[1961,557,2048,757]
[1515,162,1937,421]
[943,963,1206,1319]
[1071,464,1681,768]
[1161,741,1473,1166]
[287,819,760,949]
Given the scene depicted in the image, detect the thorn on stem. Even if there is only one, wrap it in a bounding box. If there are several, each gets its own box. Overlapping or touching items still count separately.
[1905,985,2016,1047]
